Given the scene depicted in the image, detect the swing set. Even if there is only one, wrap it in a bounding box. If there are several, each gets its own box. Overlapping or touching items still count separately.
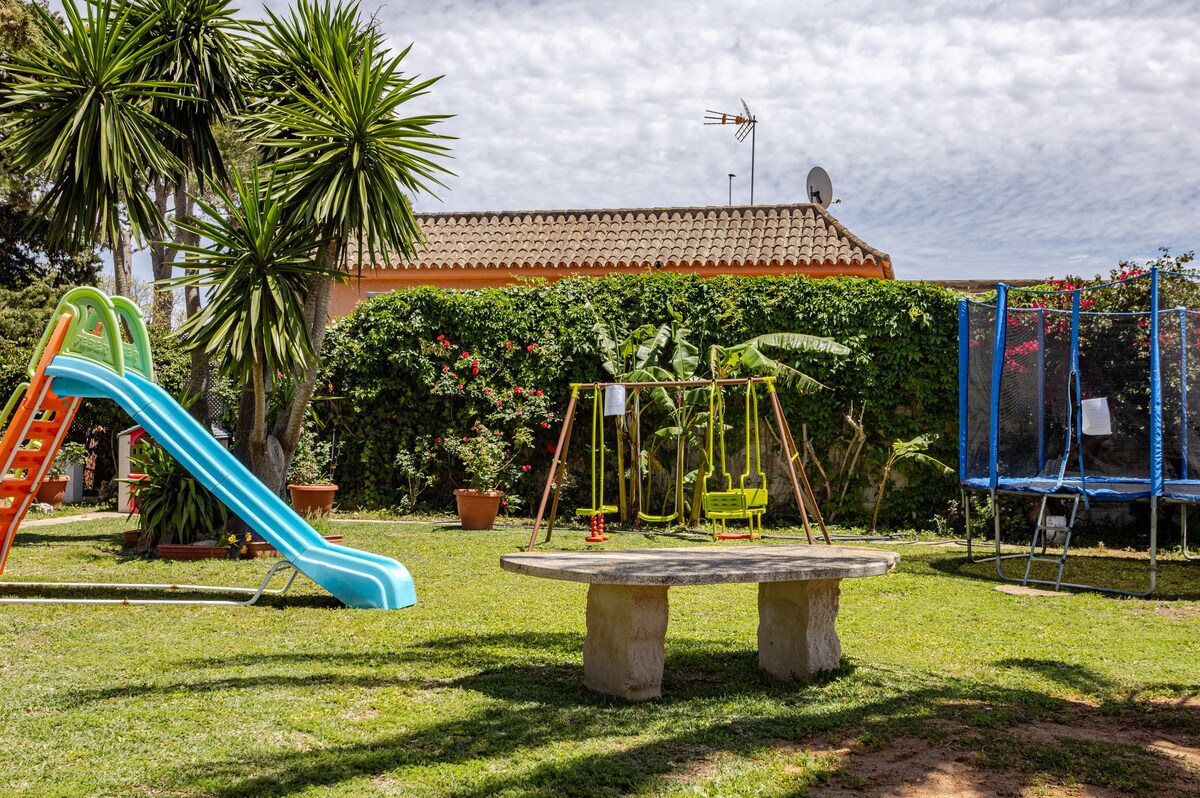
[525,377,831,551]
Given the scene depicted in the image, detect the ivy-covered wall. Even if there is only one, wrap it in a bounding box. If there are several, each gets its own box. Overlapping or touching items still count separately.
[321,273,961,527]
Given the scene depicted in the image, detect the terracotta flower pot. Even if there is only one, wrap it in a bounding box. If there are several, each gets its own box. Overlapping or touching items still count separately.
[36,476,69,509]
[453,488,503,530]
[247,535,344,558]
[288,484,338,516]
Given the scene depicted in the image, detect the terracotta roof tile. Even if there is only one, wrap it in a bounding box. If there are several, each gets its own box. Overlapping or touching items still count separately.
[358,203,891,278]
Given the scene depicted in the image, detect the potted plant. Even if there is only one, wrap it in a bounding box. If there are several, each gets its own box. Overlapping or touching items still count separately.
[443,421,514,530]
[287,429,337,516]
[36,442,87,509]
[128,445,231,558]
[430,339,558,530]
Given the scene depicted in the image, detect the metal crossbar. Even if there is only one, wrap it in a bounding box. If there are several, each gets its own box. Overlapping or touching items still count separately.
[0,560,302,606]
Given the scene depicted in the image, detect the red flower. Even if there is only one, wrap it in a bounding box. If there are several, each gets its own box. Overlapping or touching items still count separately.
[494,430,502,436]
[526,343,536,352]
[472,367,479,375]
[535,389,543,396]
[437,334,445,341]
[514,386,523,394]
[521,464,532,472]
[540,422,549,428]
[504,340,513,349]
[461,351,470,359]
[546,443,556,454]
[434,437,441,445]
[442,340,451,349]
[496,400,503,407]
[471,359,478,367]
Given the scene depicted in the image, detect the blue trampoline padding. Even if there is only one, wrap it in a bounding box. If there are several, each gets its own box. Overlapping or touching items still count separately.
[963,477,1200,502]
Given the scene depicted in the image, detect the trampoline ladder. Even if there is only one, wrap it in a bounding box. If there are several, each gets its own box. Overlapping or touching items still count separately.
[1023,495,1081,590]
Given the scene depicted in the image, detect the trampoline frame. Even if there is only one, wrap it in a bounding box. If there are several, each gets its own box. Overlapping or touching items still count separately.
[957,268,1200,596]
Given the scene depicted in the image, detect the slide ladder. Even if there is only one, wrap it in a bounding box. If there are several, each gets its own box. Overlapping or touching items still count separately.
[0,315,81,571]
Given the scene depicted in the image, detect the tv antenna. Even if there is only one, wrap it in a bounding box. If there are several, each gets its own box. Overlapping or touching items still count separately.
[705,98,758,204]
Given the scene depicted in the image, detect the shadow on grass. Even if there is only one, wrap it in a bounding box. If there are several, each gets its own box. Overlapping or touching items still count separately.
[926,548,1200,600]
[130,634,1200,797]
[11,529,123,545]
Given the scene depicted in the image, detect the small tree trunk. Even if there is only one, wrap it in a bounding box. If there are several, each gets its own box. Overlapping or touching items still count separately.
[149,178,174,327]
[869,462,893,534]
[112,224,133,299]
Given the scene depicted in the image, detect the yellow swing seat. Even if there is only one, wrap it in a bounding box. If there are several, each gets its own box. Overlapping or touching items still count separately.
[576,504,618,517]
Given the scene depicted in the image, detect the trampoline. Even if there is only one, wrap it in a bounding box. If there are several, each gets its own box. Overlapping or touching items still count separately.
[960,267,1200,595]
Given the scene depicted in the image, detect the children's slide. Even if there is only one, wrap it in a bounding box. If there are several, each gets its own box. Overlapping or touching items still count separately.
[0,288,415,610]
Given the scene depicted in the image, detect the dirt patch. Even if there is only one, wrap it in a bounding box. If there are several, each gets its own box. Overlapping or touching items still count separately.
[809,711,1200,798]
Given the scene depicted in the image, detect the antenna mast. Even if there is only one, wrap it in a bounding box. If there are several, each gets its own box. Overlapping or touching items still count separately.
[705,99,758,204]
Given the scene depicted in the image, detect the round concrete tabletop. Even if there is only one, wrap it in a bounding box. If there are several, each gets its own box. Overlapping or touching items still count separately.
[500,545,899,586]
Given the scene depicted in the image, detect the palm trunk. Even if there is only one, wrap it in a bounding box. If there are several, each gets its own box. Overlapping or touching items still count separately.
[149,178,174,327]
[869,462,893,534]
[112,224,133,299]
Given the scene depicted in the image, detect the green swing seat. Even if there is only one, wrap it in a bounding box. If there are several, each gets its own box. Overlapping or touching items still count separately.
[702,382,768,539]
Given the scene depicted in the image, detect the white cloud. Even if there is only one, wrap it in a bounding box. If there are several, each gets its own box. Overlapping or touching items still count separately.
[377,0,1200,279]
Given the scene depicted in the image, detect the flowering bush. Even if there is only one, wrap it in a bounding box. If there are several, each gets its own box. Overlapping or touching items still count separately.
[428,335,557,499]
[287,428,336,485]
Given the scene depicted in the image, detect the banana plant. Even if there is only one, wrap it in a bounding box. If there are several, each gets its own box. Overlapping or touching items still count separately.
[869,433,953,533]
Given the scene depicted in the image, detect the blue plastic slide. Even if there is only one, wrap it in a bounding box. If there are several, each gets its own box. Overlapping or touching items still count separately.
[45,355,417,610]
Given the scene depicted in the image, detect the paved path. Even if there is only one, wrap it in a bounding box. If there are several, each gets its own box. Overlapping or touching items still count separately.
[501,545,899,700]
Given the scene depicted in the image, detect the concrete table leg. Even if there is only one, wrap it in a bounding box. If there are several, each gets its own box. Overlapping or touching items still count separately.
[757,578,842,681]
[583,583,669,700]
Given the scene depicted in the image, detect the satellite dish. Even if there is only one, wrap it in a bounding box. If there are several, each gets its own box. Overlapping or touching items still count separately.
[807,166,833,209]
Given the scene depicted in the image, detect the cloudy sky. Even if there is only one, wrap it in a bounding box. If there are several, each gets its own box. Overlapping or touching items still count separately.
[354,0,1199,281]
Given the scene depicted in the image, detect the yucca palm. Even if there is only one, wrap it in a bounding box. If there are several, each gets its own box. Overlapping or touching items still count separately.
[0,0,184,292]
[169,167,339,478]
[126,0,246,327]
[174,0,452,491]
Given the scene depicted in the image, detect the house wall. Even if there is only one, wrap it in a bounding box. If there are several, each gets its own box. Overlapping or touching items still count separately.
[329,261,891,316]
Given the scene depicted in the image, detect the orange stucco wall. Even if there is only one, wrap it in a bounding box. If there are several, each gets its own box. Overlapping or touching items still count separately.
[329,262,891,317]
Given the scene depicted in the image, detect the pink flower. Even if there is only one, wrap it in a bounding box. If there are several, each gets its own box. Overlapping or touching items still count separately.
[457,384,464,390]
[434,437,441,445]
[494,430,502,436]
[442,365,450,372]
[521,464,531,472]
[462,436,469,442]
[514,386,523,394]
[504,340,513,349]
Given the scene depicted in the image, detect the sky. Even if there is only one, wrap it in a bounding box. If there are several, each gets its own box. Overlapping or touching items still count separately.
[92,0,1199,282]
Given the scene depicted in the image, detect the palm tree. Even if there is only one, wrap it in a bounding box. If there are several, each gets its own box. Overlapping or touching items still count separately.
[169,168,337,485]
[0,0,183,296]
[125,0,246,328]
[175,0,453,492]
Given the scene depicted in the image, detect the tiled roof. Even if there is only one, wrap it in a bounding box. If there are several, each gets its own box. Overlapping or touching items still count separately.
[359,203,892,278]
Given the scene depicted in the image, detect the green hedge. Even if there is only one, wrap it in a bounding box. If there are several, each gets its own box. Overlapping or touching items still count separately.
[321,273,961,527]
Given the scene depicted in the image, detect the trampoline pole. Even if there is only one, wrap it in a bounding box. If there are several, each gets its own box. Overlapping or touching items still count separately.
[1184,506,1200,561]
[993,489,1005,581]
[1150,497,1158,594]
[964,489,972,559]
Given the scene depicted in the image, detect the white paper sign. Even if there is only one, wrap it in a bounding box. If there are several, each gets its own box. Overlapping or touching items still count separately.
[1081,397,1112,436]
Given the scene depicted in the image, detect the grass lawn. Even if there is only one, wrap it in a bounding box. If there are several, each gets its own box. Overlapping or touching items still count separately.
[1,519,1199,797]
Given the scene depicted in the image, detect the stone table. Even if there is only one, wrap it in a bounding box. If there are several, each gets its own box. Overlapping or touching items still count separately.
[500,545,899,700]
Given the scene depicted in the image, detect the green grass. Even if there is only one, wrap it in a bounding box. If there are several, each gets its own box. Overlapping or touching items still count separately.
[1,521,1199,796]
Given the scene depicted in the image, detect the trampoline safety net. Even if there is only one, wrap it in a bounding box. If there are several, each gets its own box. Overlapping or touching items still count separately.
[960,267,1200,501]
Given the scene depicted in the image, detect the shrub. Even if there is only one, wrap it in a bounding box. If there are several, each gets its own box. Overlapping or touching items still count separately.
[128,445,229,548]
[321,273,961,526]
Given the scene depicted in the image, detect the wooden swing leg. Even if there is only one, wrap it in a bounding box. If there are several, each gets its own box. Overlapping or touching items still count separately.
[528,392,578,552]
[767,389,816,545]
[544,412,577,545]
[774,406,831,544]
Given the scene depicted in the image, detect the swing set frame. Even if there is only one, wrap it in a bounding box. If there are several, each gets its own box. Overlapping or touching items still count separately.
[525,377,832,551]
